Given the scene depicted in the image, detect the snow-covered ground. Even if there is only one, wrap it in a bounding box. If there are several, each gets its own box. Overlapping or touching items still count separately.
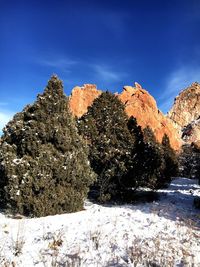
[0,178,200,267]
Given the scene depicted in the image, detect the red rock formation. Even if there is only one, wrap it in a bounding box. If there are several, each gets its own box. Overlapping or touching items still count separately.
[168,82,200,147]
[69,82,181,150]
[182,118,200,145]
[118,83,181,150]
[69,84,102,117]
[168,82,200,128]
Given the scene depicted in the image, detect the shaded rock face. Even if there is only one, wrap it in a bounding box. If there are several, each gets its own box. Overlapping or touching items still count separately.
[69,84,102,117]
[168,82,200,146]
[181,118,200,145]
[70,82,181,150]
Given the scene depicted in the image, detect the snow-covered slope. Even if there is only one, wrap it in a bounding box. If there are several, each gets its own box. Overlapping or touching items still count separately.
[0,178,200,267]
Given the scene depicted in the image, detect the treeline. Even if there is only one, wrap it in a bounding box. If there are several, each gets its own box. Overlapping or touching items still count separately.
[179,143,200,182]
[0,76,178,217]
[77,91,178,202]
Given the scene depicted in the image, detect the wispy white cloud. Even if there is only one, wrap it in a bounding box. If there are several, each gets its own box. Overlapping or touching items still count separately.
[158,66,200,113]
[93,64,125,83]
[0,110,15,134]
[0,102,8,107]
[37,57,78,73]
[39,58,77,68]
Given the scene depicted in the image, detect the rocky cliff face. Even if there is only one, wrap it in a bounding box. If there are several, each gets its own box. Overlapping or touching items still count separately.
[69,84,102,117]
[118,83,181,150]
[181,118,200,146]
[168,82,200,146]
[69,82,181,150]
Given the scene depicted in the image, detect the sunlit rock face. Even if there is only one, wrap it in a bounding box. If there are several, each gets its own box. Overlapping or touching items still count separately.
[118,83,181,150]
[168,82,200,146]
[69,82,181,150]
[69,84,102,118]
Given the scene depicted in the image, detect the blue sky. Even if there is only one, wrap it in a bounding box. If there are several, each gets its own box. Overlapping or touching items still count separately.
[0,0,200,132]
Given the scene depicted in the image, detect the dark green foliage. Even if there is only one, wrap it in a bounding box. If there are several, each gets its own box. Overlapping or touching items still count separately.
[78,92,136,202]
[143,126,165,189]
[179,144,200,180]
[192,144,200,185]
[142,130,178,189]
[143,126,157,144]
[127,117,144,144]
[161,134,179,185]
[179,145,194,178]
[141,130,178,189]
[194,196,200,209]
[0,75,95,217]
[126,117,150,188]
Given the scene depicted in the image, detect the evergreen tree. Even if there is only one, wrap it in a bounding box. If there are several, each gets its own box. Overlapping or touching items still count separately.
[179,144,194,178]
[78,92,136,202]
[143,126,165,188]
[179,143,200,180]
[126,116,148,188]
[161,134,178,186]
[0,75,95,217]
[192,143,200,184]
[143,126,157,144]
[193,144,200,209]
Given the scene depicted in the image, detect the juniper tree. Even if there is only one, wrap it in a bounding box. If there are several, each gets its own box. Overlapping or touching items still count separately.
[161,134,178,186]
[0,75,95,217]
[78,91,136,202]
[191,143,200,184]
[143,126,165,189]
[126,116,147,188]
[192,142,200,209]
[178,144,194,178]
[179,143,200,180]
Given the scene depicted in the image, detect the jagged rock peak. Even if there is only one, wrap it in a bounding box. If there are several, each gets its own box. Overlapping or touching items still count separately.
[80,84,97,90]
[167,82,200,148]
[69,84,102,118]
[121,83,158,112]
[168,82,200,128]
[119,83,181,150]
[181,118,200,145]
[123,82,146,94]
[135,82,142,89]
[69,82,181,150]
[70,84,97,94]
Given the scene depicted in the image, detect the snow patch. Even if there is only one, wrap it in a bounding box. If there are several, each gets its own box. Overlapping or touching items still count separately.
[0,178,199,266]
